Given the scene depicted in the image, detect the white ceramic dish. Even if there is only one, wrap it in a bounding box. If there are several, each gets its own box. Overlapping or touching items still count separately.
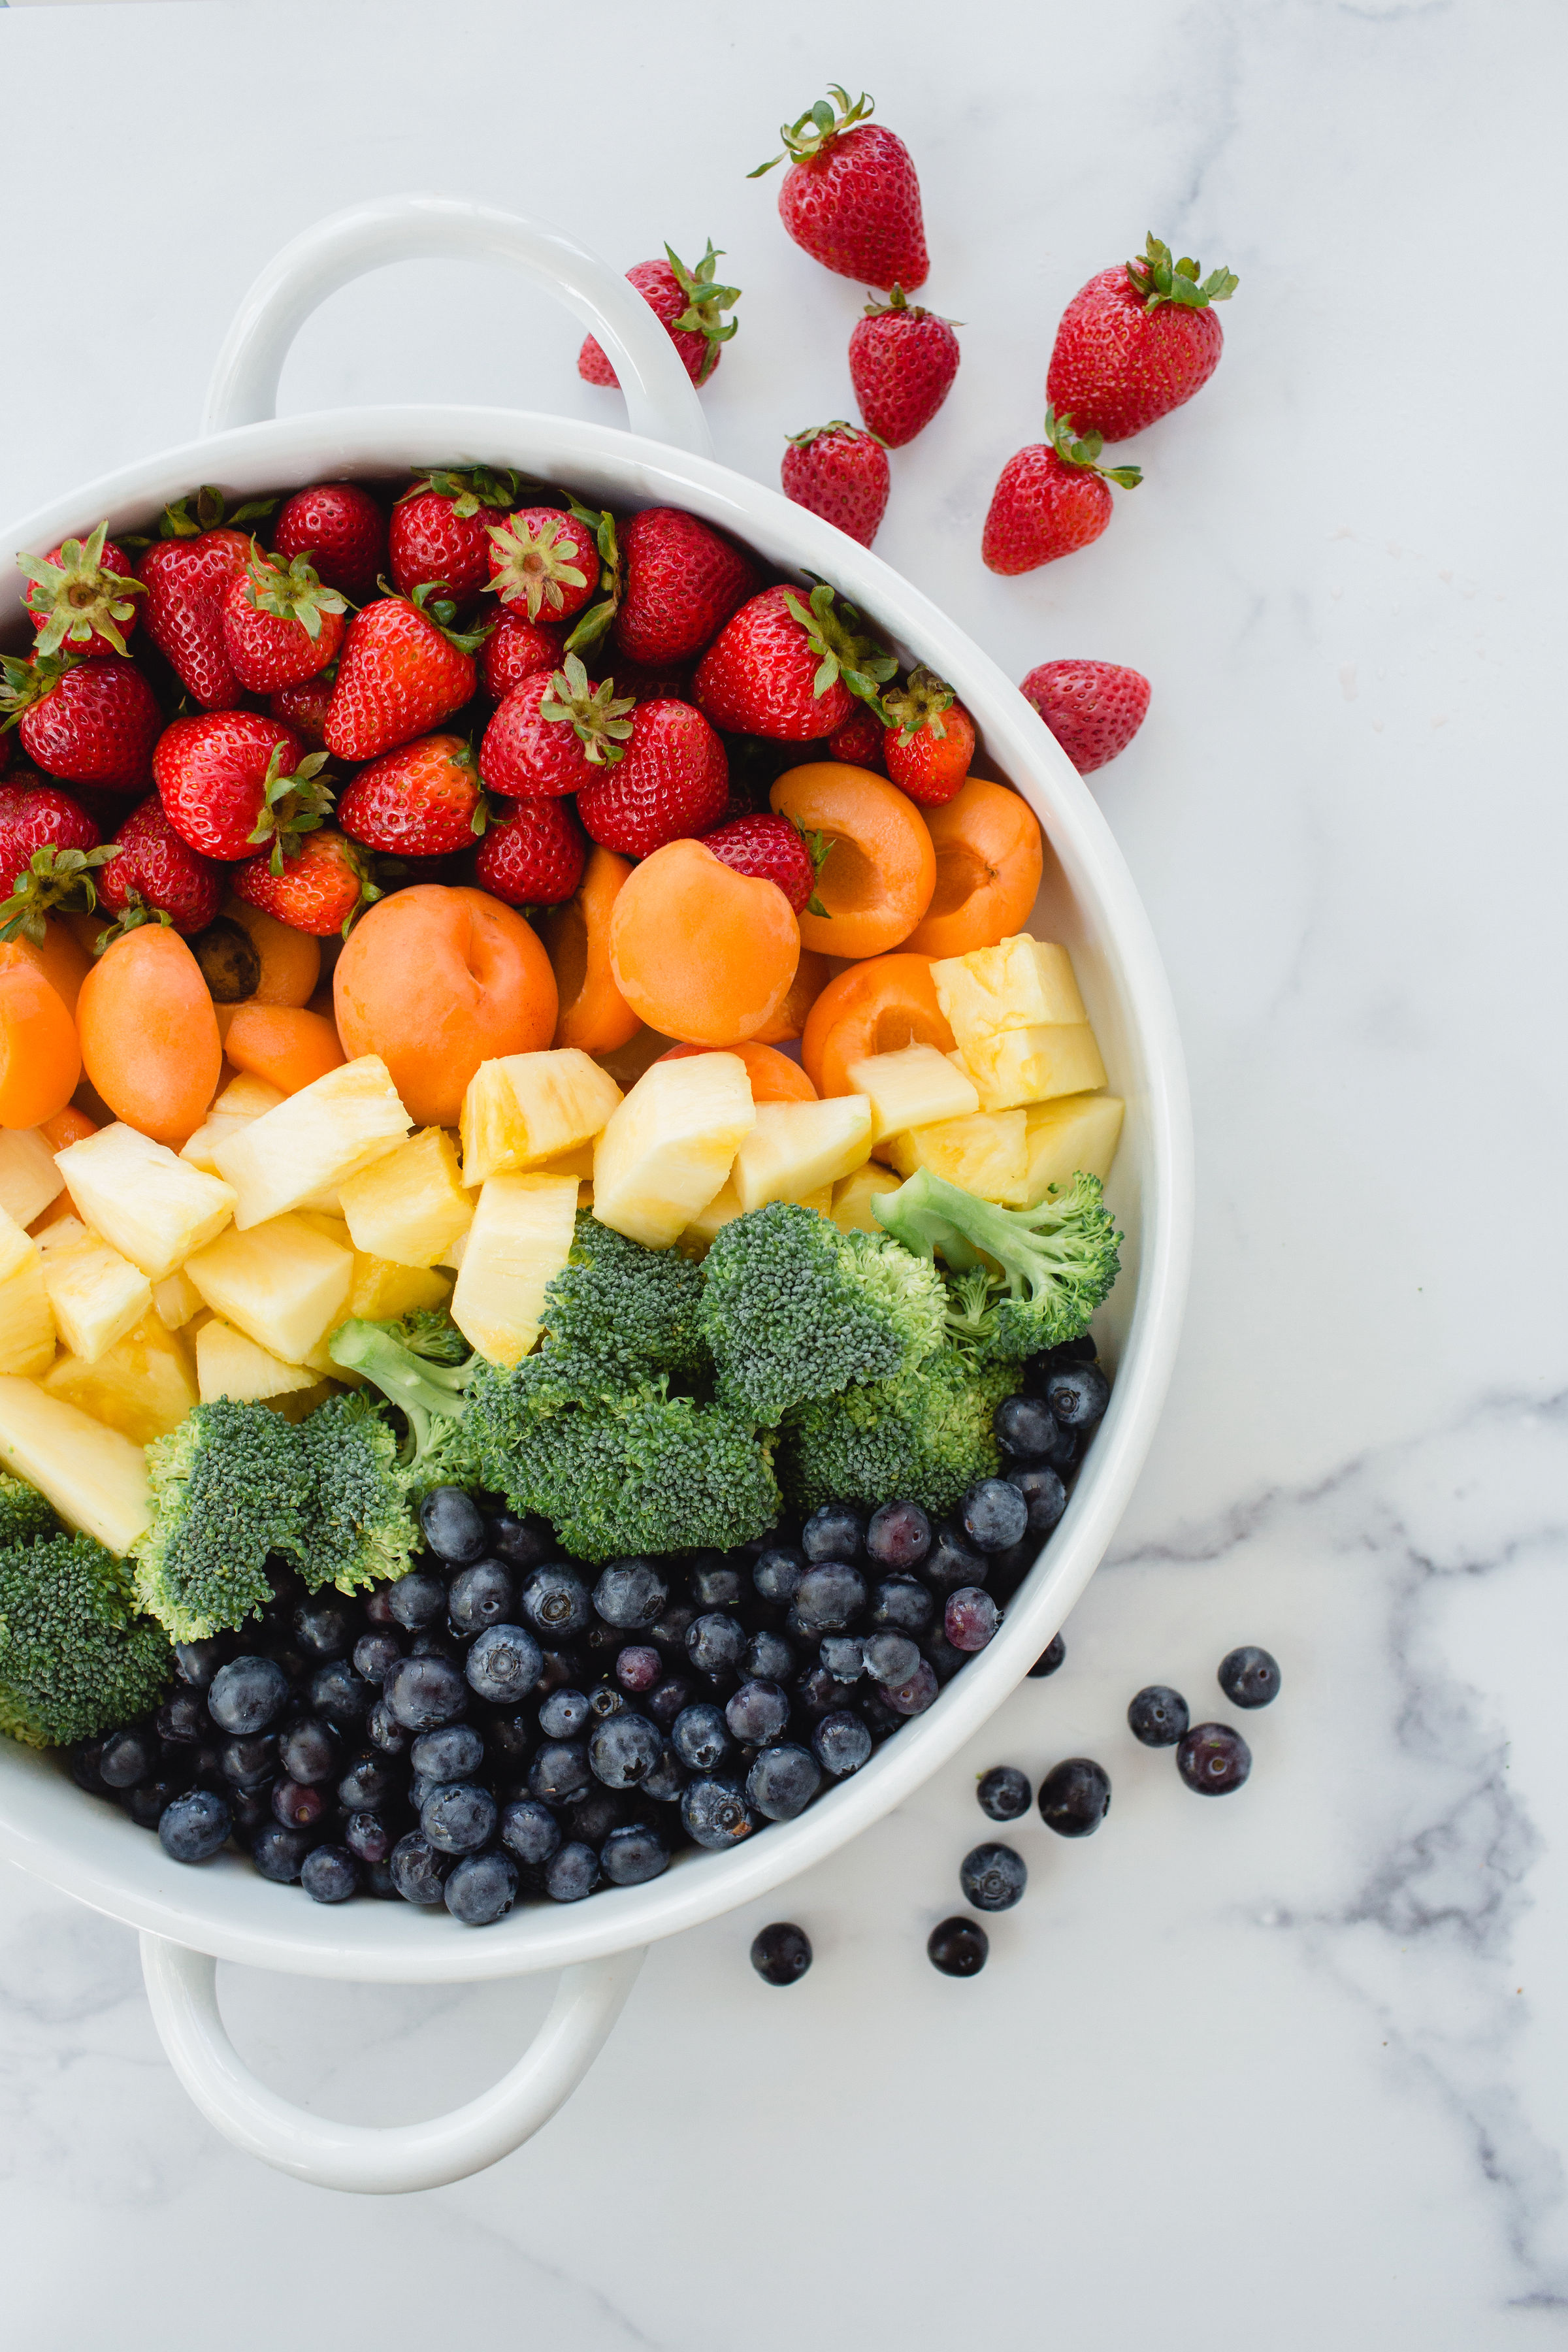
[0,197,1193,2194]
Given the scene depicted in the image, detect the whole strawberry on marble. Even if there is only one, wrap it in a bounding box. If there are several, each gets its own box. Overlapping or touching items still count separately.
[849,286,960,446]
[1048,234,1238,442]
[780,423,890,547]
[982,408,1142,575]
[751,87,928,291]
[578,243,740,389]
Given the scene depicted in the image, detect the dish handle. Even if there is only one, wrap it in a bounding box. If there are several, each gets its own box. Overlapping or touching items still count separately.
[201,191,711,457]
[140,1931,645,2195]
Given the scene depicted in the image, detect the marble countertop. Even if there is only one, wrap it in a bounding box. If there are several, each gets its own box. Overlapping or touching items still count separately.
[1,0,1564,2340]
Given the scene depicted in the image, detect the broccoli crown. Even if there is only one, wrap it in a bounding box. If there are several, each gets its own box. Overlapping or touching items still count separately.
[780,1345,1016,1524]
[875,1168,1121,1359]
[533,1211,710,1397]
[0,1533,172,1748]
[328,1313,478,1495]
[295,1393,419,1597]
[0,1472,61,1553]
[133,1401,310,1642]
[493,1377,780,1562]
[698,1200,949,1426]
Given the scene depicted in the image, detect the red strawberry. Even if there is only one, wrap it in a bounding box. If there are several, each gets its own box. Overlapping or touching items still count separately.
[1047,235,1237,443]
[849,285,960,447]
[270,672,335,748]
[481,608,565,702]
[273,482,387,602]
[233,826,380,938]
[981,408,1142,576]
[826,703,885,771]
[220,543,346,694]
[1020,660,1151,774]
[613,508,754,668]
[694,582,894,741]
[20,521,144,660]
[1,653,159,792]
[752,88,927,291]
[479,659,634,800]
[96,794,224,934]
[389,468,517,601]
[325,589,483,762]
[780,422,890,547]
[135,486,277,709]
[881,667,975,806]
[154,710,329,863]
[700,812,826,915]
[336,733,485,857]
[592,654,689,704]
[579,244,741,390]
[485,507,599,627]
[0,778,104,939]
[475,797,585,907]
[576,699,728,858]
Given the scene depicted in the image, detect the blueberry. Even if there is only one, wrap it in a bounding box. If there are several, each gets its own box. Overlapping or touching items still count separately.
[922,1523,989,1595]
[155,1689,209,1745]
[928,1917,988,1977]
[858,1688,902,1739]
[640,1744,687,1803]
[1127,1686,1189,1746]
[352,1629,403,1684]
[647,1601,696,1654]
[1176,1722,1252,1795]
[794,1663,850,1719]
[387,1565,447,1629]
[483,1707,534,1770]
[466,1624,544,1705]
[278,1717,338,1784]
[500,1796,563,1867]
[544,1842,600,1901]
[344,1810,394,1865]
[421,1782,498,1855]
[448,1558,517,1635]
[862,1631,921,1686]
[672,1702,732,1772]
[1028,1633,1066,1678]
[520,1564,592,1639]
[820,1634,864,1682]
[867,1575,933,1635]
[250,1824,310,1884]
[444,1851,517,1925]
[384,1654,468,1731]
[750,1922,812,1985]
[993,1394,1061,1462]
[588,1711,661,1788]
[99,1727,158,1789]
[1045,1360,1110,1431]
[337,1751,395,1808]
[292,1598,355,1659]
[745,1743,821,1821]
[1006,1465,1067,1539]
[567,1786,628,1848]
[271,1778,326,1830]
[528,1739,592,1805]
[616,1644,663,1694]
[419,1486,487,1565]
[959,1478,1029,1554]
[977,1765,1032,1821]
[208,1655,288,1736]
[600,1823,669,1886]
[309,1659,372,1730]
[538,1688,591,1740]
[228,1785,274,1835]
[725,1680,789,1745]
[68,1738,108,1796]
[361,1586,399,1626]
[681,1776,757,1850]
[1038,1756,1111,1836]
[364,1861,400,1900]
[686,1611,745,1678]
[866,1499,931,1571]
[410,1723,484,1782]
[802,1504,864,1562]
[125,1777,189,1830]
[921,1627,967,1683]
[789,1563,866,1635]
[688,1553,743,1609]
[220,1733,278,1791]
[389,1830,449,1904]
[174,1639,223,1691]
[744,1629,795,1683]
[158,1788,232,1863]
[753,1546,806,1605]
[1218,1646,1281,1710]
[813,1711,872,1777]
[487,1511,551,1571]
[593,1558,668,1630]
[879,1659,939,1716]
[944,1587,1000,1654]
[412,1627,463,1663]
[588,1684,624,1718]
[960,1842,1027,1912]
[367,1698,411,1754]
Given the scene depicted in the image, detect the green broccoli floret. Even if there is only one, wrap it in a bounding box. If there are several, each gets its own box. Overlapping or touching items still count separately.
[529,1211,710,1400]
[295,1392,421,1596]
[698,1200,949,1426]
[874,1168,1121,1360]
[133,1402,311,1642]
[780,1347,1017,1524]
[328,1312,480,1496]
[0,1472,61,1552]
[0,1533,172,1748]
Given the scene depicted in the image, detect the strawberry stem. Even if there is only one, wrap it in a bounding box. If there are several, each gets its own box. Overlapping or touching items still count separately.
[882,665,955,743]
[397,466,521,518]
[1043,406,1143,489]
[785,420,890,452]
[0,842,121,946]
[18,521,144,659]
[781,580,898,716]
[1125,233,1238,312]
[663,242,742,385]
[242,541,347,636]
[539,653,636,767]
[750,84,874,175]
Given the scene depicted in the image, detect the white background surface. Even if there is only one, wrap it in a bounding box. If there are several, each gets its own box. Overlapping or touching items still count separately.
[2,1,1566,2342]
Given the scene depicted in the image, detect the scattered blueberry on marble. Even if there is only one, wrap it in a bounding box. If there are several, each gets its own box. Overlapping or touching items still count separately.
[1218,1646,1281,1709]
[1038,1756,1112,1837]
[1177,1722,1252,1795]
[751,1921,813,1984]
[977,1765,1032,1821]
[928,1916,989,1976]
[1127,1685,1190,1746]
[1027,1633,1067,1678]
[960,1842,1028,1911]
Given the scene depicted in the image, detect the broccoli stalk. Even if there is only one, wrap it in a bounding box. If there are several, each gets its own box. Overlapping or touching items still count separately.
[0,1533,172,1748]
[133,1401,312,1642]
[328,1313,478,1495]
[874,1168,1121,1361]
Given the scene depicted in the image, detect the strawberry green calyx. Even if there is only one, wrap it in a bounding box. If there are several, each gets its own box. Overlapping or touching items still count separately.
[563,500,623,656]
[337,840,383,939]
[1043,406,1143,490]
[781,580,898,713]
[785,420,889,451]
[750,84,874,175]
[791,815,836,919]
[18,521,144,659]
[0,649,74,727]
[882,665,956,743]
[397,467,521,518]
[242,541,348,636]
[93,892,173,953]
[485,514,590,625]
[664,244,742,385]
[402,578,492,653]
[540,654,636,768]
[0,842,121,946]
[860,284,960,325]
[147,485,280,542]
[250,745,336,873]
[1126,233,1238,313]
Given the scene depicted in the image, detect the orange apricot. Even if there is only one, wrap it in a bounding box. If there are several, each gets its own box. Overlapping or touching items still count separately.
[224,897,322,1009]
[14,918,93,1017]
[902,777,1044,958]
[538,845,640,1054]
[659,1040,818,1103]
[0,947,80,1128]
[770,762,936,958]
[76,926,221,1146]
[750,948,845,1046]
[800,953,954,1099]
[39,1105,99,1151]
[335,883,557,1126]
[608,839,799,1046]
[224,1003,346,1094]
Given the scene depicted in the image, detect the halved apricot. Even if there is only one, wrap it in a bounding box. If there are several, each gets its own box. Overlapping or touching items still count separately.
[224,1003,346,1094]
[770,762,936,958]
[608,839,799,1046]
[659,1040,818,1103]
[14,918,93,1017]
[76,926,221,1146]
[801,953,955,1099]
[225,898,322,1009]
[751,948,845,1045]
[902,777,1043,958]
[0,948,80,1129]
[538,845,640,1054]
[39,1104,99,1151]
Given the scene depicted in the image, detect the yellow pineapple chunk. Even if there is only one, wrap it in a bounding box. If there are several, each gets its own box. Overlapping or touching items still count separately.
[536,1139,596,1181]
[195,1318,318,1406]
[461,1049,624,1186]
[37,1219,154,1365]
[0,1207,55,1377]
[956,1022,1107,1112]
[0,1127,64,1230]
[846,1043,980,1145]
[152,1267,205,1330]
[180,1073,286,1176]
[677,1179,741,1259]
[55,1121,237,1281]
[451,1173,578,1365]
[0,1375,152,1556]
[348,1257,452,1323]
[338,1126,472,1268]
[185,1212,353,1364]
[732,1097,874,1213]
[930,935,1087,1048]
[887,1109,1029,1204]
[593,1053,755,1249]
[1021,1092,1124,1205]
[830,1164,903,1237]
[214,1055,412,1229]
[43,1312,198,1444]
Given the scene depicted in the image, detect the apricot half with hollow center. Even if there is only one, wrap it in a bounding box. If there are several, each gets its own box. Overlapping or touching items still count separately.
[608,839,800,1046]
[770,762,936,958]
[904,777,1044,958]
